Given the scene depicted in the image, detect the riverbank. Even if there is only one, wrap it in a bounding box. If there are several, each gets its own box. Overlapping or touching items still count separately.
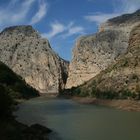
[72,96,140,112]
[14,97,140,140]
[0,117,52,140]
[0,97,53,140]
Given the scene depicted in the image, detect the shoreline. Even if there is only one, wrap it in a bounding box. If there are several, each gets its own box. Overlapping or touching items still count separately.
[7,97,53,140]
[71,96,140,112]
[20,95,140,112]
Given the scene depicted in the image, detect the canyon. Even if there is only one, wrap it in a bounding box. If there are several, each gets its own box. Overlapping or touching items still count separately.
[0,10,140,98]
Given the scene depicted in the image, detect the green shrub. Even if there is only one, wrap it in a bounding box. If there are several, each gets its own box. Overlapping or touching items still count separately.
[94,90,118,99]
[0,85,13,118]
[119,90,136,99]
[122,59,129,67]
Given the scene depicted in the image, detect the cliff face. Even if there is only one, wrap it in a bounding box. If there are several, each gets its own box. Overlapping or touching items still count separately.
[0,25,69,94]
[75,24,140,99]
[0,61,39,99]
[66,10,140,89]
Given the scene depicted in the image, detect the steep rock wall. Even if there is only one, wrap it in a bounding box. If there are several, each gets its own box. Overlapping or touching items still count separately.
[66,10,140,89]
[0,25,69,94]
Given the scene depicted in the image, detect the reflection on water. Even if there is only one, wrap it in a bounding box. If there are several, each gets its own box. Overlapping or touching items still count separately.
[14,97,140,140]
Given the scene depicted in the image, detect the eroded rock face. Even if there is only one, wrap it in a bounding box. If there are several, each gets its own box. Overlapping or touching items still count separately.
[66,10,140,89]
[0,25,69,94]
[77,24,140,97]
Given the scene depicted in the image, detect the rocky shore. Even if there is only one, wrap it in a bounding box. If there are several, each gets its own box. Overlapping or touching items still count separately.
[72,96,140,112]
[0,118,52,140]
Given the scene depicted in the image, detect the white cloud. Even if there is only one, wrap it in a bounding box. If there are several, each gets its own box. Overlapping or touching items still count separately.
[85,0,140,24]
[85,13,120,25]
[115,0,140,14]
[30,0,48,25]
[62,26,84,38]
[42,21,84,39]
[68,26,84,35]
[0,0,36,27]
[42,21,66,39]
[11,0,36,23]
[0,0,48,29]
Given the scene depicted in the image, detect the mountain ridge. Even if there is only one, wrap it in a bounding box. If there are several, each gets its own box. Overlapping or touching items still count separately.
[69,18,140,99]
[66,9,140,89]
[0,25,69,94]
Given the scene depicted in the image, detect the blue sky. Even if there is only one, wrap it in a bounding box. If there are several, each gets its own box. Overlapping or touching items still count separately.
[0,0,140,60]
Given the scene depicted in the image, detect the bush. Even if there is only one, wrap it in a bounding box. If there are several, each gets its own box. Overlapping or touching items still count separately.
[94,90,118,99]
[120,90,136,99]
[0,85,13,118]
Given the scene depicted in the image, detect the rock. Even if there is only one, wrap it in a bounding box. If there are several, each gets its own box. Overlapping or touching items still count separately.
[74,24,140,99]
[0,25,69,94]
[66,10,140,89]
[30,124,52,134]
[23,124,52,140]
[0,118,52,140]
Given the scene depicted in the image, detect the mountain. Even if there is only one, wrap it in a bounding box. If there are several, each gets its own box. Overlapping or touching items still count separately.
[66,10,140,89]
[0,61,39,100]
[0,25,69,94]
[70,16,140,99]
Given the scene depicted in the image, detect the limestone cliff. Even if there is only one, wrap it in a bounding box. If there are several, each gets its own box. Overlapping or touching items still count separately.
[0,25,69,94]
[66,10,140,89]
[74,24,140,99]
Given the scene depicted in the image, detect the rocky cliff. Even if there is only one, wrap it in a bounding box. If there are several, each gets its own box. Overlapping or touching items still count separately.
[0,25,69,94]
[66,10,140,89]
[73,24,140,99]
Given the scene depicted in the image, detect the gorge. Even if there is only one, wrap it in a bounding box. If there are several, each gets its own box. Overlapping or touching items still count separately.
[0,9,140,140]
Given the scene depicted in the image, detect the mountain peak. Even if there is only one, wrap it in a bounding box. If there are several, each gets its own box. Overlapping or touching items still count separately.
[107,9,140,25]
[0,25,39,37]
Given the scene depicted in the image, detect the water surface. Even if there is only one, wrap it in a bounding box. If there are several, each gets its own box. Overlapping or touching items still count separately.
[14,97,140,140]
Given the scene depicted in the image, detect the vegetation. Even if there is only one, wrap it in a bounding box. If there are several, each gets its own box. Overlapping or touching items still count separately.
[0,62,39,100]
[0,84,13,118]
[0,62,40,139]
[0,61,39,118]
[71,87,140,100]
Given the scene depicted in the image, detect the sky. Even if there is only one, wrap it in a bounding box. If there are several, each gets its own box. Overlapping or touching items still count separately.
[0,0,140,60]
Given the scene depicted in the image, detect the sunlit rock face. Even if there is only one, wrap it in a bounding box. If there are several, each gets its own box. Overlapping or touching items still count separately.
[78,24,140,97]
[0,25,69,94]
[66,10,140,89]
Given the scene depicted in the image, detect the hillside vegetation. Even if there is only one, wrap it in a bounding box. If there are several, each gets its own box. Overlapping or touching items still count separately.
[0,62,40,140]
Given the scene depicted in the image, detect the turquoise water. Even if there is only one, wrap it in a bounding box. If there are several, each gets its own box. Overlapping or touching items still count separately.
[14,97,140,140]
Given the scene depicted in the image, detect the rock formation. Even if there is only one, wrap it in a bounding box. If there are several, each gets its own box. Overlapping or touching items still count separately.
[74,24,140,99]
[66,10,140,89]
[0,25,69,94]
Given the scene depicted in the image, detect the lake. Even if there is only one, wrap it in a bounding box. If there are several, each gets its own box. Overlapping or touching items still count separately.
[14,97,140,140]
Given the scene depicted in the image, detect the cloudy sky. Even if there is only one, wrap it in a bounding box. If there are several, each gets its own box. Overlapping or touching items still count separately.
[0,0,140,60]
